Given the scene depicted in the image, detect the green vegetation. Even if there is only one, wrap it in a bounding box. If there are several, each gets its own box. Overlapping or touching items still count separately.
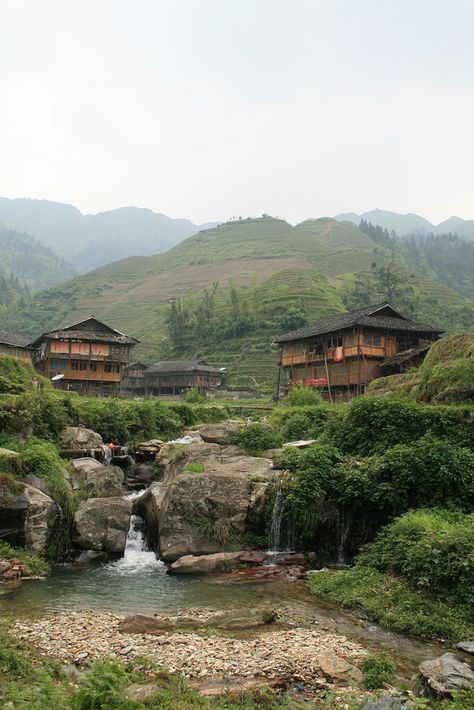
[0,542,50,575]
[279,385,323,407]
[232,423,282,452]
[184,462,205,473]
[361,653,395,690]
[0,356,49,395]
[195,514,238,548]
[4,215,474,391]
[308,566,473,642]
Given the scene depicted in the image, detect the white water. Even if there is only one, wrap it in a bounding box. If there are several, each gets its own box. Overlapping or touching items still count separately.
[268,489,283,551]
[106,515,164,575]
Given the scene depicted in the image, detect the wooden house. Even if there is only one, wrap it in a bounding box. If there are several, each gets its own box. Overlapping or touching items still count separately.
[121,361,147,398]
[143,360,222,396]
[30,316,138,397]
[0,330,31,362]
[276,303,442,399]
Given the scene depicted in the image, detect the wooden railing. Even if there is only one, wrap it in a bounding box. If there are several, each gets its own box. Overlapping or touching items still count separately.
[281,345,386,368]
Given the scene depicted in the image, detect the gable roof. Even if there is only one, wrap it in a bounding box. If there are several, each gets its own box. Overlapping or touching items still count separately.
[145,360,222,375]
[276,303,443,343]
[30,316,138,346]
[0,329,30,348]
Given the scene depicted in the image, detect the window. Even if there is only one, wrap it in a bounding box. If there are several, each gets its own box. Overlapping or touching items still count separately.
[105,363,120,373]
[51,340,69,354]
[50,359,67,370]
[71,361,87,371]
[345,334,356,346]
[70,342,90,355]
[91,343,110,356]
[308,341,324,355]
[363,334,382,347]
[89,362,97,372]
[327,336,343,349]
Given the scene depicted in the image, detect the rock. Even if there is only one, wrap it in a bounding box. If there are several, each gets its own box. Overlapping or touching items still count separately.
[190,676,286,696]
[221,445,246,456]
[361,698,405,710]
[74,550,109,565]
[0,481,58,555]
[456,641,474,655]
[71,458,104,475]
[278,553,306,566]
[0,560,12,574]
[21,473,52,498]
[71,463,124,498]
[60,426,103,449]
[144,443,272,561]
[126,684,161,702]
[125,464,157,489]
[135,440,163,460]
[229,564,306,582]
[237,551,266,564]
[417,652,474,696]
[0,447,20,464]
[74,497,132,552]
[120,608,278,634]
[283,439,318,449]
[196,420,245,445]
[315,650,363,685]
[169,551,243,574]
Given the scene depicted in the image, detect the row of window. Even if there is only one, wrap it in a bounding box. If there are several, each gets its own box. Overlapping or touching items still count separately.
[50,360,121,373]
[306,333,382,354]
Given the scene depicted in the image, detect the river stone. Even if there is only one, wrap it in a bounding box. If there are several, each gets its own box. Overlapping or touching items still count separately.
[0,480,58,554]
[72,464,124,497]
[417,652,474,696]
[60,426,103,449]
[361,698,406,710]
[74,497,132,552]
[169,551,243,574]
[456,641,474,655]
[195,420,245,444]
[72,458,104,475]
[315,650,363,685]
[126,684,162,702]
[21,473,52,498]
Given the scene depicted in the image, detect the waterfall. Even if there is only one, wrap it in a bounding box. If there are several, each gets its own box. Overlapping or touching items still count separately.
[106,515,163,574]
[268,489,283,551]
[336,512,352,566]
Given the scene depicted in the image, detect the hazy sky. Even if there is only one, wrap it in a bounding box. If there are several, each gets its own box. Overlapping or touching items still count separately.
[1,0,473,224]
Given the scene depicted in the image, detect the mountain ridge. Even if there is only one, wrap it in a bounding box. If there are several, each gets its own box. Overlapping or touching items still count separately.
[334,208,474,239]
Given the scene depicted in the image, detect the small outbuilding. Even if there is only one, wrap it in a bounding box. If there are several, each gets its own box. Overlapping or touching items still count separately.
[143,360,222,396]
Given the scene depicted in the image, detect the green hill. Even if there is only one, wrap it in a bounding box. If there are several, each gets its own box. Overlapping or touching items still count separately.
[1,216,474,391]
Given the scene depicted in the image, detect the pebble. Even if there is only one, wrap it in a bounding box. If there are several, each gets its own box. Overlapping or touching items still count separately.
[12,608,368,689]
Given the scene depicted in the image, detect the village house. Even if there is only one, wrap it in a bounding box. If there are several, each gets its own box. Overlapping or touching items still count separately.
[121,361,147,398]
[143,360,222,396]
[30,316,137,397]
[276,303,442,399]
[0,330,31,362]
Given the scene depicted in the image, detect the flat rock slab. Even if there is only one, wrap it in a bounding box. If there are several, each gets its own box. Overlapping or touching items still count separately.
[169,551,243,574]
[229,564,306,582]
[190,675,286,697]
[456,641,474,655]
[119,609,278,634]
[361,698,406,710]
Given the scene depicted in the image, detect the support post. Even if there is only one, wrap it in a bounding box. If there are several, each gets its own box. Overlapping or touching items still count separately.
[324,354,333,404]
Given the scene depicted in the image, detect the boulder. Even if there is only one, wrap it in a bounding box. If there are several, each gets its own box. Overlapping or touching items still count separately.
[195,420,245,445]
[74,550,109,565]
[71,458,104,475]
[60,426,103,450]
[0,447,20,465]
[229,564,306,582]
[456,641,474,655]
[417,652,474,696]
[71,463,124,498]
[283,439,318,449]
[0,480,58,554]
[21,473,52,498]
[74,497,132,552]
[120,608,277,634]
[315,650,363,685]
[169,551,243,574]
[135,440,163,461]
[125,464,158,489]
[126,684,161,703]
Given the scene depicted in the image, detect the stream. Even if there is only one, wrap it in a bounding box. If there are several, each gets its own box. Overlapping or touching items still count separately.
[0,513,446,682]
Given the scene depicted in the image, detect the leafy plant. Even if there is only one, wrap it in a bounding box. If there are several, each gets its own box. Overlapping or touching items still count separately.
[195,514,238,547]
[361,653,395,690]
[184,462,205,473]
[281,385,323,407]
[232,423,281,452]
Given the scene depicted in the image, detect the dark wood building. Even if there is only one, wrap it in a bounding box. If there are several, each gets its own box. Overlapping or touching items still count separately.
[0,330,31,362]
[30,316,138,397]
[143,360,222,396]
[276,303,442,399]
[121,362,147,398]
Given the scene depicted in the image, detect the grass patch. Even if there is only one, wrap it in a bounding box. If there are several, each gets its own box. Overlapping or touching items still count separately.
[184,462,205,473]
[361,653,395,690]
[308,566,473,642]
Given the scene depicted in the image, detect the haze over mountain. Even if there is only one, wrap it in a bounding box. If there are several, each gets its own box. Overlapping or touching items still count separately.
[334,209,474,240]
[0,197,219,273]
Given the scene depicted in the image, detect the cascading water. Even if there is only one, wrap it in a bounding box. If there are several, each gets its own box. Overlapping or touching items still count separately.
[268,489,283,551]
[106,514,163,575]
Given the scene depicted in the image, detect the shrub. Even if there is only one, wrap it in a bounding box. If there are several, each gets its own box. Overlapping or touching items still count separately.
[308,566,473,641]
[361,653,395,690]
[280,413,315,442]
[0,542,50,575]
[358,509,474,605]
[184,387,206,404]
[72,657,136,709]
[232,423,281,452]
[281,385,323,406]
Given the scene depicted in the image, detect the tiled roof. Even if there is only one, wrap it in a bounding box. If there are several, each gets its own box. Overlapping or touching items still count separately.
[0,329,30,347]
[145,360,222,374]
[276,303,443,343]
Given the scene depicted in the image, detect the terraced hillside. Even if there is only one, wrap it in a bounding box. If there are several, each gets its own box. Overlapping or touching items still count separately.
[1,216,474,391]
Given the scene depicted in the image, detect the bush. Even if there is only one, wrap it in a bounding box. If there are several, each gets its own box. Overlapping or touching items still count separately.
[280,413,315,442]
[0,541,50,575]
[308,566,473,641]
[361,653,395,690]
[330,397,474,455]
[281,385,323,406]
[232,423,281,452]
[184,387,206,404]
[184,462,205,473]
[358,509,474,605]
